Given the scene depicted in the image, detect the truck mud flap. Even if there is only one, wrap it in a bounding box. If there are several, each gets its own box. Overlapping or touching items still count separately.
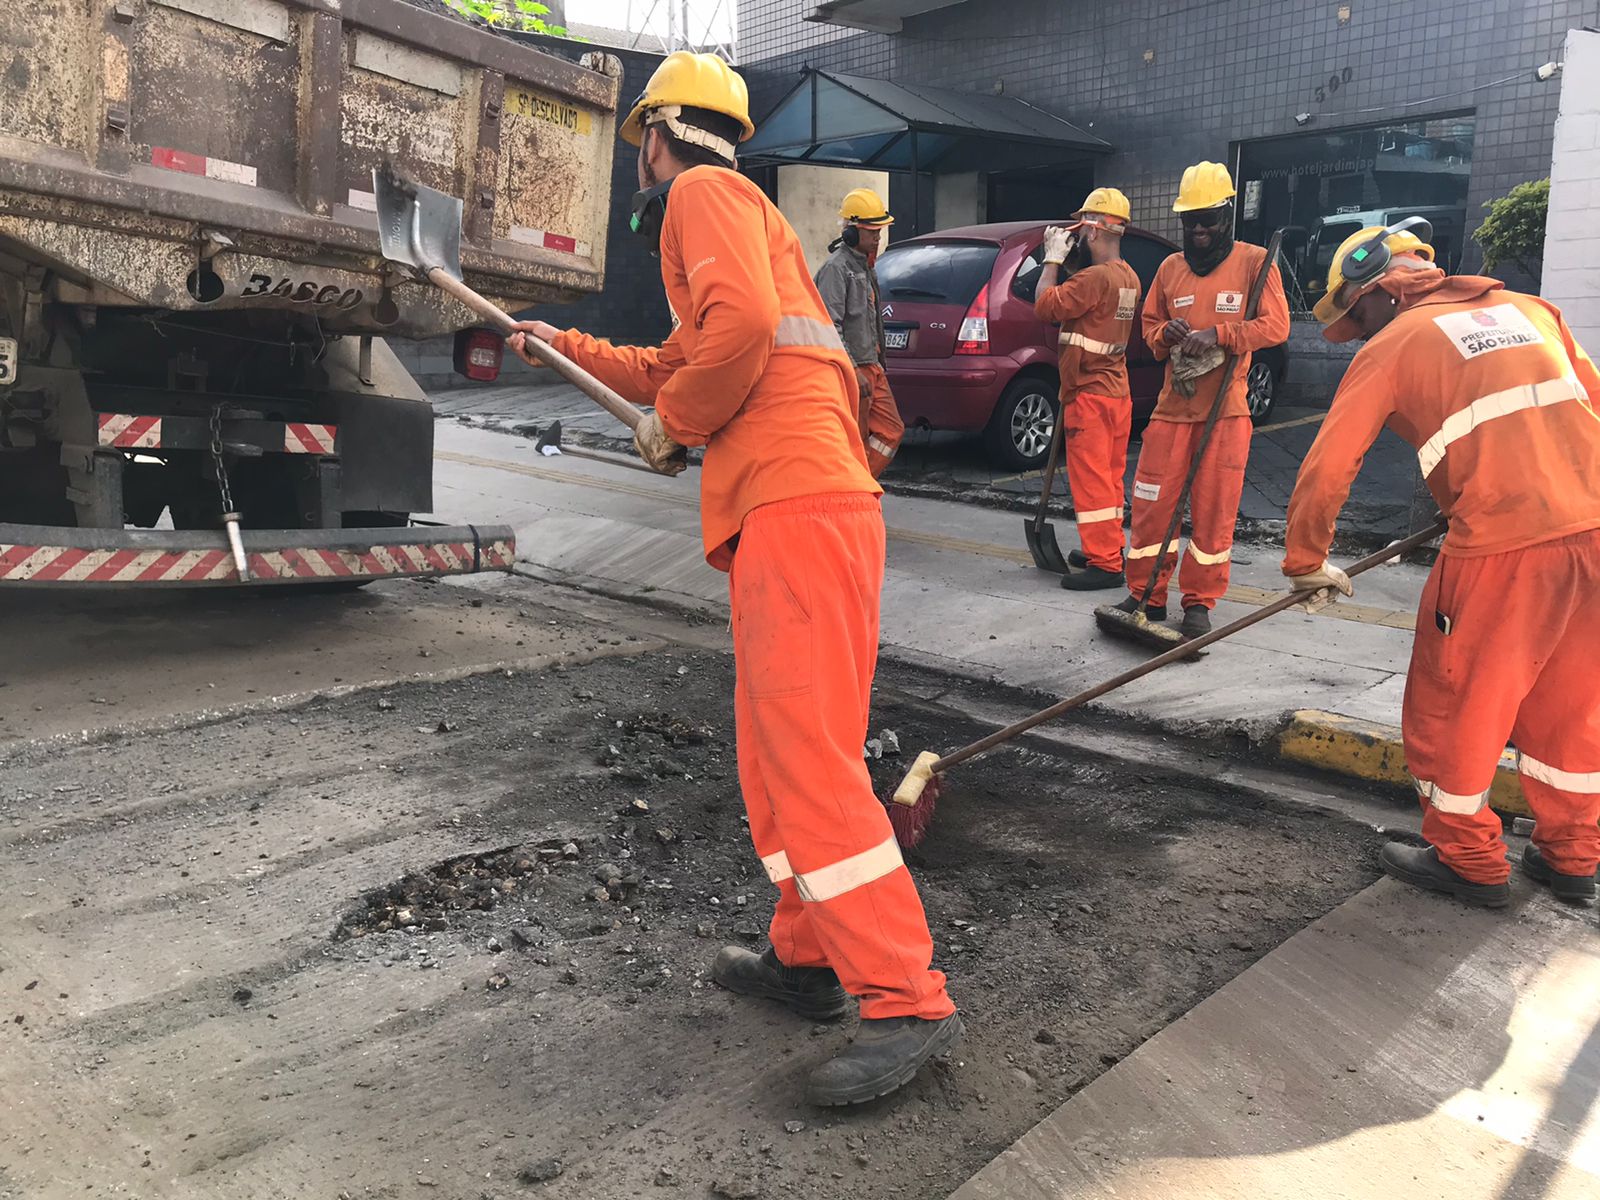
[0,523,515,587]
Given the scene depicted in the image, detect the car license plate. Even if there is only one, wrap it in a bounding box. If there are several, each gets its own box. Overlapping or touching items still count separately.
[0,337,16,386]
[884,329,910,350]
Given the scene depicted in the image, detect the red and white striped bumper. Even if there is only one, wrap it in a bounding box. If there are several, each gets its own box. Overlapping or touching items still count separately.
[97,413,338,454]
[0,523,515,587]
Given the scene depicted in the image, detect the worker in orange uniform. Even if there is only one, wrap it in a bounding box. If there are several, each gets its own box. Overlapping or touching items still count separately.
[814,187,905,476]
[1283,220,1600,908]
[1119,162,1289,639]
[1033,187,1141,590]
[506,53,961,1104]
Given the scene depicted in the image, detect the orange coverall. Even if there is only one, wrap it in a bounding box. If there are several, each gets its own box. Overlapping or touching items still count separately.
[547,165,953,1019]
[1284,275,1600,884]
[1133,245,1289,609]
[1035,259,1141,572]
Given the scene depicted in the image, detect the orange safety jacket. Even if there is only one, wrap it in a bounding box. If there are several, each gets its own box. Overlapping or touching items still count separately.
[548,166,877,570]
[1141,243,1290,421]
[1034,260,1141,399]
[1284,278,1600,575]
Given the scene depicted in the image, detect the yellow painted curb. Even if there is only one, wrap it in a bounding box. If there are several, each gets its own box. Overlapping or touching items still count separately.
[1277,710,1528,817]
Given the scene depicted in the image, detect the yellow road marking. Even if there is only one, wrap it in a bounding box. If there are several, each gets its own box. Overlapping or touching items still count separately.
[437,448,1415,630]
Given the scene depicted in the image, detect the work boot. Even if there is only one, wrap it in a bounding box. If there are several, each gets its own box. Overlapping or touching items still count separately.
[1060,565,1125,590]
[1519,844,1597,904]
[1112,594,1167,623]
[1070,548,1127,570]
[1379,843,1510,908]
[1179,605,1211,640]
[711,946,853,1021]
[807,1013,965,1107]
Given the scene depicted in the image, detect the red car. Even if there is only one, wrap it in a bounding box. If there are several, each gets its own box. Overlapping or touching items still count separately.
[877,221,1288,470]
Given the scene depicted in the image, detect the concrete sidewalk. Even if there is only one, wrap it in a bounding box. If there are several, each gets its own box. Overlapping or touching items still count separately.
[430,419,1427,743]
[953,873,1600,1200]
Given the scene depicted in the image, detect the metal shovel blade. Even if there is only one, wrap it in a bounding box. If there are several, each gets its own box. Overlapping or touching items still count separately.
[1025,518,1070,573]
[372,164,463,281]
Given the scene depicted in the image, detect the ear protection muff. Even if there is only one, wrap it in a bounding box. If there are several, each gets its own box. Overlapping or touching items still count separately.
[1340,216,1434,289]
[630,179,674,251]
[842,222,860,248]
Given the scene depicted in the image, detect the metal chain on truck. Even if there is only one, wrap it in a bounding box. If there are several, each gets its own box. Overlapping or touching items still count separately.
[209,404,251,581]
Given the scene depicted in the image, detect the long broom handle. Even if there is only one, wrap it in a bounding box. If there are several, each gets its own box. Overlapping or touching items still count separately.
[1134,228,1285,609]
[929,519,1447,775]
[427,269,646,433]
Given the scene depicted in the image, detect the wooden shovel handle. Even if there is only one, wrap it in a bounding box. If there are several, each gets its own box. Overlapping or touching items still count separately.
[427,269,645,433]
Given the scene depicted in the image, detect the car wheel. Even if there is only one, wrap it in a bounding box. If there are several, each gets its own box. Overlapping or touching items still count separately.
[983,376,1058,471]
[1246,361,1279,426]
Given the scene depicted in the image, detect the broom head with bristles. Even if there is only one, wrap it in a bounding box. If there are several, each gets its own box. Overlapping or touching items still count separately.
[883,750,942,849]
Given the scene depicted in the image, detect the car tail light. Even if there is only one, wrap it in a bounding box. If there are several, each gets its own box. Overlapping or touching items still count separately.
[453,328,503,382]
[954,283,990,355]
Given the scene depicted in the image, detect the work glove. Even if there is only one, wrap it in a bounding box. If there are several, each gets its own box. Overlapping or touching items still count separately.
[1169,342,1227,397]
[633,409,688,476]
[1287,561,1354,613]
[1042,225,1077,265]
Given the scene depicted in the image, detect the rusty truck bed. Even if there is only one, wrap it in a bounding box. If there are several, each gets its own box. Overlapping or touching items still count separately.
[0,0,620,338]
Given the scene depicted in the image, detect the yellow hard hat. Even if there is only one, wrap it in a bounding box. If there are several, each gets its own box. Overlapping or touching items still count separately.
[1172,161,1236,213]
[620,52,755,152]
[1076,187,1131,224]
[1313,224,1437,328]
[840,187,893,226]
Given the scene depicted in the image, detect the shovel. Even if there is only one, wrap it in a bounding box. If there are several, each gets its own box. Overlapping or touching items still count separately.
[372,165,644,434]
[1023,410,1071,573]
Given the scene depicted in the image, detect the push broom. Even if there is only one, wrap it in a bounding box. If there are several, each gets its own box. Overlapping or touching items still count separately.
[883,519,1447,848]
[1094,228,1284,651]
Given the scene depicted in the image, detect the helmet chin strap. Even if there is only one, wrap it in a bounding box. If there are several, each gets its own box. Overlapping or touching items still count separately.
[644,106,737,165]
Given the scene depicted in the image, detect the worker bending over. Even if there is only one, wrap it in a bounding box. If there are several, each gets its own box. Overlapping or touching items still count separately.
[1033,187,1140,590]
[508,53,960,1105]
[815,187,905,476]
[1121,162,1289,639]
[1284,221,1600,908]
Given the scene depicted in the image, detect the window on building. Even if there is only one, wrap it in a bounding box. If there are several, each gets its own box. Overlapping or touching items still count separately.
[1236,114,1474,311]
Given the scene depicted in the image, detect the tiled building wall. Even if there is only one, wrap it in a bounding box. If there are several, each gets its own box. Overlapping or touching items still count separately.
[739,0,1594,271]
[1542,30,1600,349]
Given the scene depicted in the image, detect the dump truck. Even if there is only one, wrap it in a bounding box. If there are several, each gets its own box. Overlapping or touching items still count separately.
[0,0,621,586]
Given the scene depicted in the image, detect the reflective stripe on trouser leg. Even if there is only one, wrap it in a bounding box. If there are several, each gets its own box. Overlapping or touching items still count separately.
[1064,390,1131,572]
[859,363,903,478]
[733,671,829,969]
[730,494,954,1020]
[1177,415,1250,610]
[1402,550,1523,885]
[1126,418,1185,607]
[1509,532,1600,875]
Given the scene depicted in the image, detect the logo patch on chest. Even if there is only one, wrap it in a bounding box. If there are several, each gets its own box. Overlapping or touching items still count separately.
[1172,295,1195,310]
[1215,291,1244,315]
[1433,303,1544,359]
[1115,288,1138,322]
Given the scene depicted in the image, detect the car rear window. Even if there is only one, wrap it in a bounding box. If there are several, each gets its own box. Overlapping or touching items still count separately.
[876,241,999,307]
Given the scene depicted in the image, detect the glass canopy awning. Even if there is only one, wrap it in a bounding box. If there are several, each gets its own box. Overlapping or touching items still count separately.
[743,69,1111,174]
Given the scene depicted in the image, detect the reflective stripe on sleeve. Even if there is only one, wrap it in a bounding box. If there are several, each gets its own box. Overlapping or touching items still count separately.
[1414,775,1490,815]
[793,836,904,903]
[1059,331,1127,356]
[867,435,898,458]
[761,850,794,884]
[1417,374,1586,478]
[1076,506,1124,524]
[775,315,847,353]
[1187,542,1232,565]
[1519,751,1600,793]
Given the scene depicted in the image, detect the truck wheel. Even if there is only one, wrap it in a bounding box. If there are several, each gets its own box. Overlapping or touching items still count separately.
[983,376,1058,471]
